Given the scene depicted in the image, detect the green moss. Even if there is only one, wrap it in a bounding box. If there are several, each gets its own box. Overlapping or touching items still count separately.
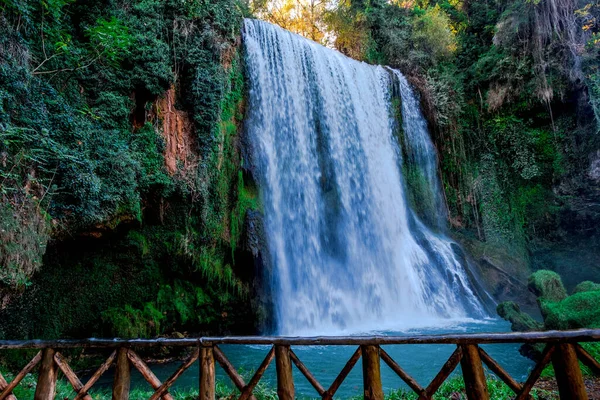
[497,301,543,332]
[528,270,568,303]
[500,271,600,370]
[231,170,260,258]
[403,167,437,227]
[572,281,600,294]
[543,290,600,330]
[101,303,164,338]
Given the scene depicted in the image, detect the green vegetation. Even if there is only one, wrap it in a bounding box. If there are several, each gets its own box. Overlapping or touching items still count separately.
[0,0,261,341]
[499,270,600,368]
[500,270,600,331]
[497,301,544,332]
[0,372,278,400]
[528,271,568,304]
[1,373,558,400]
[374,376,556,400]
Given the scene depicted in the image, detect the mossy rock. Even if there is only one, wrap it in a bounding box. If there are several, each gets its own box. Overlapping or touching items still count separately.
[542,290,600,330]
[498,272,600,361]
[528,270,567,303]
[572,281,600,294]
[496,301,543,332]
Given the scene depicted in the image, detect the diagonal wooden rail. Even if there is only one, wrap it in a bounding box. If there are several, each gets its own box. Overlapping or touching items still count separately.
[0,329,599,400]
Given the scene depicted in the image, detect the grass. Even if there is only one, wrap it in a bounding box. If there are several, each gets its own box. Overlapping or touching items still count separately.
[4,373,559,399]
[6,373,277,399]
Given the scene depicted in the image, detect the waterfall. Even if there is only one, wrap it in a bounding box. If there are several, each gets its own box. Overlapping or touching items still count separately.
[392,71,447,231]
[243,19,487,335]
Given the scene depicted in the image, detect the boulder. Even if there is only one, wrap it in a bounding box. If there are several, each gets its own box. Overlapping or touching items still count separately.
[498,270,600,361]
[496,301,543,332]
[572,281,600,294]
[528,270,567,303]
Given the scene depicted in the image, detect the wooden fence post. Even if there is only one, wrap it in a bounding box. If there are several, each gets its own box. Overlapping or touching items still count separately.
[551,343,587,400]
[275,345,294,400]
[460,344,489,400]
[112,348,131,400]
[199,346,216,400]
[361,345,384,400]
[34,348,58,400]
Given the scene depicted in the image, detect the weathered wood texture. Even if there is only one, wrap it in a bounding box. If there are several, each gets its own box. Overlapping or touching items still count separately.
[460,344,489,400]
[362,345,384,400]
[0,351,42,400]
[478,347,522,393]
[551,343,587,400]
[576,343,600,375]
[74,350,116,400]
[516,344,555,400]
[34,348,58,400]
[0,372,17,400]
[127,350,174,400]
[112,348,131,400]
[212,345,257,400]
[423,346,463,399]
[289,349,325,396]
[275,345,294,400]
[323,346,362,400]
[54,352,93,400]
[149,348,199,400]
[238,346,275,400]
[199,346,216,400]
[1,329,600,349]
[380,347,424,396]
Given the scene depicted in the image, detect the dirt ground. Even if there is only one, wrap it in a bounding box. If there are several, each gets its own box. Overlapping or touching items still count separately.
[535,377,600,400]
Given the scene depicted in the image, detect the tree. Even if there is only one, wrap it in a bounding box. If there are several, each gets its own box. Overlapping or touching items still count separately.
[251,0,330,43]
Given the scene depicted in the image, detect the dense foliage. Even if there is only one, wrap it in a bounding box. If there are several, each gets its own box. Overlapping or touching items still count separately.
[0,0,261,340]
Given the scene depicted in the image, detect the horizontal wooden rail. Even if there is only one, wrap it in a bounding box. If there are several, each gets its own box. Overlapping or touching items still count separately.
[1,329,600,349]
[0,329,598,400]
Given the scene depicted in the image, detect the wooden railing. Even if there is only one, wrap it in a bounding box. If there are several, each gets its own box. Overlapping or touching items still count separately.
[1,329,600,400]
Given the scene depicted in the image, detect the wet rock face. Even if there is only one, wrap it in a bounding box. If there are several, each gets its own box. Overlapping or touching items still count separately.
[590,150,600,182]
[241,209,276,333]
[243,209,265,258]
[451,233,538,313]
[496,301,543,332]
[154,86,197,176]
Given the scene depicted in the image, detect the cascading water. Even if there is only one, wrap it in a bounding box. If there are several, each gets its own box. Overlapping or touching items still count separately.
[243,19,487,335]
[392,70,447,231]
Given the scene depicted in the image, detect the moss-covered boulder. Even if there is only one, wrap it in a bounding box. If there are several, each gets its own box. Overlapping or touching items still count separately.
[542,290,600,330]
[496,301,543,332]
[528,270,567,303]
[573,281,600,294]
[498,271,600,360]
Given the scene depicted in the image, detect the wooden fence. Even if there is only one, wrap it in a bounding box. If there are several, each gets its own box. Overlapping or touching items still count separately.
[1,329,600,400]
